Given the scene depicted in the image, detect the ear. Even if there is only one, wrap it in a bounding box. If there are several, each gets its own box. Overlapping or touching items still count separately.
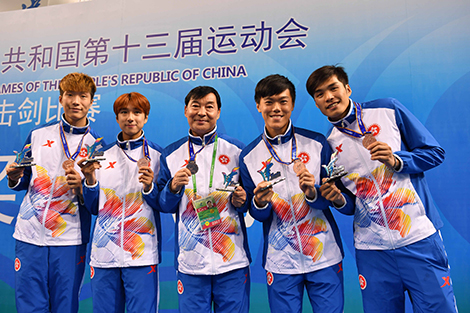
[346,84,352,97]
[256,102,261,113]
[144,115,149,124]
[59,95,63,105]
[184,105,188,118]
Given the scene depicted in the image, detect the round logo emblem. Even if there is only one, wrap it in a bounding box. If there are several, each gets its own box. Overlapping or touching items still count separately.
[297,152,310,164]
[367,124,381,137]
[14,258,21,272]
[177,280,184,294]
[79,147,88,158]
[267,271,274,286]
[218,155,230,165]
[90,265,95,279]
[359,274,367,290]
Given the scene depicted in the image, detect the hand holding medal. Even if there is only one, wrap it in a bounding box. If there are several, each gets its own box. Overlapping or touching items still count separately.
[293,159,306,174]
[362,132,377,149]
[186,160,198,175]
[170,167,192,194]
[64,161,82,195]
[367,140,398,169]
[62,159,75,170]
[137,157,150,169]
[138,158,154,192]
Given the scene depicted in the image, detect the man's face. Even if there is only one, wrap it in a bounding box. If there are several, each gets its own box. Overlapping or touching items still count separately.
[184,93,220,138]
[59,91,93,127]
[257,89,294,138]
[116,104,148,141]
[313,75,352,121]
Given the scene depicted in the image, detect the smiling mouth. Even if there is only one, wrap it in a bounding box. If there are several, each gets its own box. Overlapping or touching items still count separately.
[326,102,339,110]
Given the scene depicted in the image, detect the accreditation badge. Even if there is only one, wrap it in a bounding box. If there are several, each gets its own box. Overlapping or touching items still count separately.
[193,195,221,230]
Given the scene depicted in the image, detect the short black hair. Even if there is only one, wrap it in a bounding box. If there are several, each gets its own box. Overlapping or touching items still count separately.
[255,74,296,104]
[185,86,221,109]
[306,65,349,98]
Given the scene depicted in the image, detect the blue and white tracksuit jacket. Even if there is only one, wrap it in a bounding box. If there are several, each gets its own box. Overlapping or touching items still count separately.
[239,123,352,274]
[157,127,251,275]
[327,98,443,250]
[11,115,102,246]
[83,132,162,268]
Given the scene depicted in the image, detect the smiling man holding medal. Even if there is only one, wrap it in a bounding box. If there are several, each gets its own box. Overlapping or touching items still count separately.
[5,72,104,313]
[157,86,251,313]
[79,92,162,313]
[239,74,353,313]
[306,65,458,313]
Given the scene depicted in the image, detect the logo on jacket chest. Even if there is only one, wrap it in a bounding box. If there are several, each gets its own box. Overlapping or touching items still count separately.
[367,124,381,136]
[43,140,55,148]
[105,161,117,169]
[257,157,281,181]
[79,147,88,158]
[218,154,230,165]
[297,152,310,164]
[222,167,239,188]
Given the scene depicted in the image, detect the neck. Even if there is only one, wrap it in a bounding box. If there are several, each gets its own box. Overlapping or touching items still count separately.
[64,115,87,128]
[329,101,351,123]
[265,123,289,139]
[121,130,143,141]
[190,127,215,139]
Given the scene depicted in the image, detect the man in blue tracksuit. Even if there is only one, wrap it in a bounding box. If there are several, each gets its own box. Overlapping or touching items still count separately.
[80,92,162,313]
[157,86,251,313]
[239,74,353,313]
[306,65,458,312]
[6,72,103,313]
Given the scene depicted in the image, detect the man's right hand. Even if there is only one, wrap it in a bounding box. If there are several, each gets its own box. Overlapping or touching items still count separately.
[78,158,101,186]
[253,181,274,208]
[6,163,25,187]
[170,168,192,194]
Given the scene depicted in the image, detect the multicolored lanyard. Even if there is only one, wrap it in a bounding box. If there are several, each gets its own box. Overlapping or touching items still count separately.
[188,132,217,162]
[262,130,298,165]
[334,101,371,139]
[120,137,151,163]
[59,121,89,161]
[189,133,218,196]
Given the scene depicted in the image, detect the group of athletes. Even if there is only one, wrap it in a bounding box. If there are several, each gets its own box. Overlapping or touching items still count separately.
[6,66,458,313]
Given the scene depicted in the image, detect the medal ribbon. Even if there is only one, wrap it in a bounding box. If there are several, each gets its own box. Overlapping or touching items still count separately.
[120,136,151,163]
[262,130,298,165]
[334,102,371,139]
[59,121,90,161]
[188,132,217,162]
[190,134,218,196]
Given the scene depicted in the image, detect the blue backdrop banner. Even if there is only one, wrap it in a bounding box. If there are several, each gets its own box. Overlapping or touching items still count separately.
[1,0,469,312]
